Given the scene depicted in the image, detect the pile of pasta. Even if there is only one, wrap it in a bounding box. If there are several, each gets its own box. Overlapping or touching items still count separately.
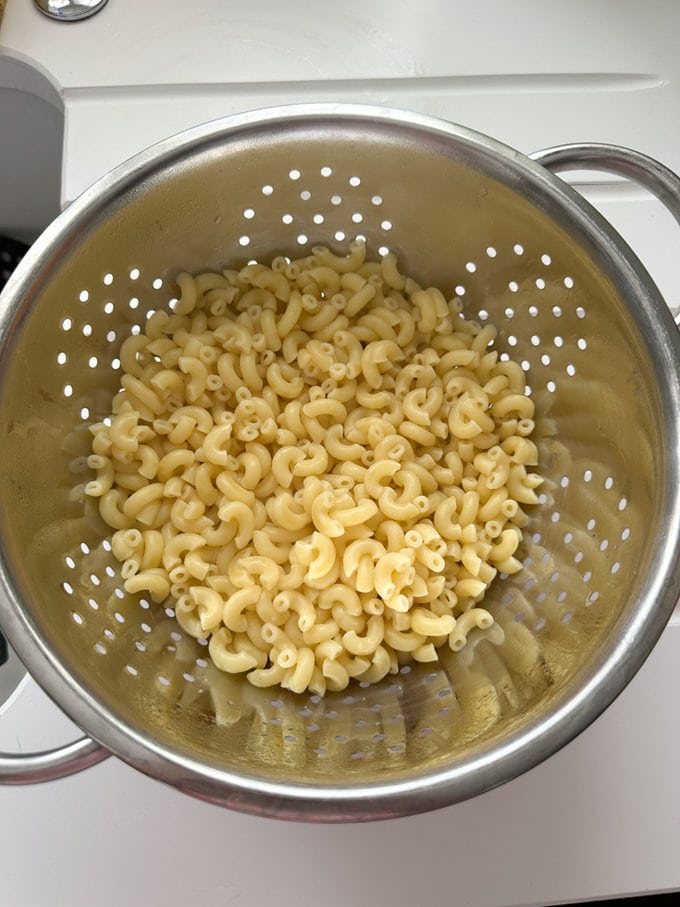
[86,240,542,695]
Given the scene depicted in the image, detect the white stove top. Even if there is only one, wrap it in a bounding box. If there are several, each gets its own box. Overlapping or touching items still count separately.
[1,3,679,905]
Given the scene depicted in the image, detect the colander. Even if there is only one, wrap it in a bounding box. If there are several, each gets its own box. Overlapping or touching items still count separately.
[1,105,679,822]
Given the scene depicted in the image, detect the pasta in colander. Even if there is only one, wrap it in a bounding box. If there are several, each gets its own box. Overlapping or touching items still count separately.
[85,240,542,695]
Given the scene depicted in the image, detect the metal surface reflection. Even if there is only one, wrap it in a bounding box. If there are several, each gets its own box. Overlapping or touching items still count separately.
[34,0,109,22]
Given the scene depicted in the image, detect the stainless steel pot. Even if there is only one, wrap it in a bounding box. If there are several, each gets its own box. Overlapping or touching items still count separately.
[0,105,679,821]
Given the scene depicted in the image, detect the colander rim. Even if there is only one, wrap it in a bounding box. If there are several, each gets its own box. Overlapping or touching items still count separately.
[1,103,679,821]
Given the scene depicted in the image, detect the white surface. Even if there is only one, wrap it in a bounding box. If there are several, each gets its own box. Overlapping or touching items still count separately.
[1,2,680,905]
[1,1,673,89]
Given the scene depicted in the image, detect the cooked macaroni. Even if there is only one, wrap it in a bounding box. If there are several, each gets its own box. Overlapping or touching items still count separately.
[87,240,542,695]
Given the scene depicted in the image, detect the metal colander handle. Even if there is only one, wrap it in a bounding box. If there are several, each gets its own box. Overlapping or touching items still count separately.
[530,142,680,323]
[0,735,108,784]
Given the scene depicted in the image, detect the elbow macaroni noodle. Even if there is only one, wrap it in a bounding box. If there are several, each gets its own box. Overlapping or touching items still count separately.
[87,241,542,695]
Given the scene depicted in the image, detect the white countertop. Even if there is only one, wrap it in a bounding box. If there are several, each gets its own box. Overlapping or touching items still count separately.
[1,2,679,905]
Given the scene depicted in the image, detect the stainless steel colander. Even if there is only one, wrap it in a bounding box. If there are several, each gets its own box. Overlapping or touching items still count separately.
[1,105,679,822]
